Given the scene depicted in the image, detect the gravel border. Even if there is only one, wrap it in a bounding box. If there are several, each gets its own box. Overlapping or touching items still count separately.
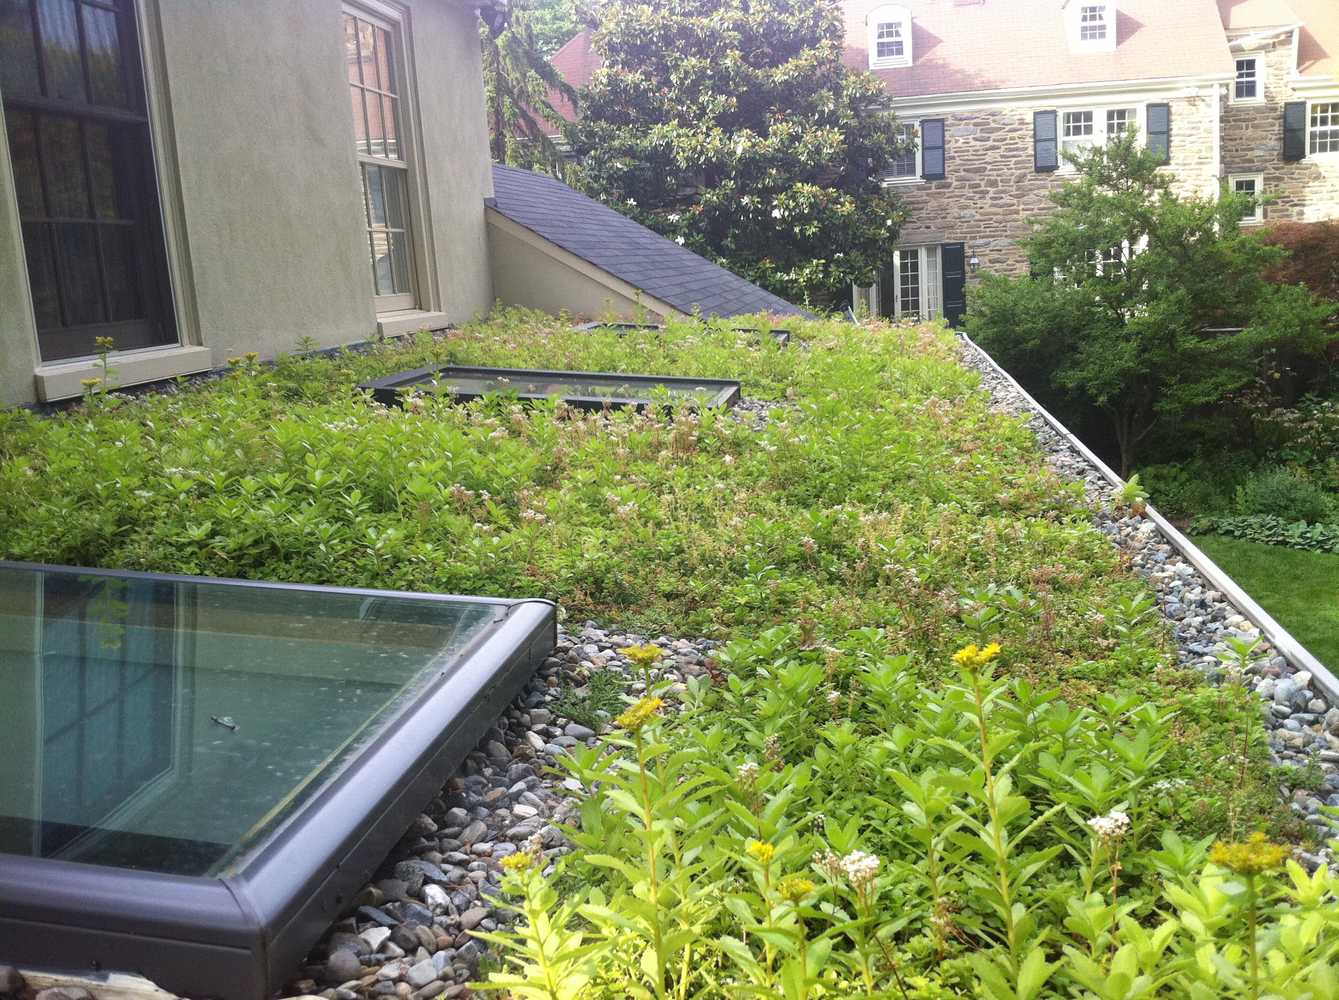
[278,626,714,1000]
[958,337,1339,857]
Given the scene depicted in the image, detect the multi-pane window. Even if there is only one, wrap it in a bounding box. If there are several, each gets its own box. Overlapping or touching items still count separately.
[876,21,904,61]
[1062,111,1095,157]
[1079,5,1107,41]
[887,122,919,179]
[1310,103,1339,155]
[1106,108,1135,136]
[1230,174,1263,224]
[897,248,921,319]
[0,0,175,361]
[880,246,941,321]
[345,9,415,308]
[1234,58,1259,101]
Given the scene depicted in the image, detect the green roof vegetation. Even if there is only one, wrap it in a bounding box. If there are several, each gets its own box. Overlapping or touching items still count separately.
[2,309,1334,996]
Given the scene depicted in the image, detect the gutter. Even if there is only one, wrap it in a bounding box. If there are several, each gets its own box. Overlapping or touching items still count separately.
[959,332,1339,705]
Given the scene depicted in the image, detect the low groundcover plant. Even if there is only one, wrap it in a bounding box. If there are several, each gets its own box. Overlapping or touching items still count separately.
[1,309,1334,995]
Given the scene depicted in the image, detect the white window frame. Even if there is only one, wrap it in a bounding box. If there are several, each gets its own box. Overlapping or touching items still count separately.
[1069,0,1115,52]
[1232,57,1262,104]
[345,2,421,313]
[1308,100,1339,157]
[887,246,942,321]
[883,121,922,185]
[1228,173,1265,224]
[868,5,912,69]
[1078,5,1108,42]
[1059,102,1142,171]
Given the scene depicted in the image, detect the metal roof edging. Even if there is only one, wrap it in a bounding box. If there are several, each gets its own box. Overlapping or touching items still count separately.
[959,332,1339,705]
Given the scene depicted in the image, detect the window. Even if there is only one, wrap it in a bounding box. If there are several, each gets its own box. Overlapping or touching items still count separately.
[1079,5,1107,41]
[1062,110,1095,157]
[876,21,903,61]
[1230,173,1264,224]
[886,122,920,181]
[345,8,416,309]
[868,5,912,68]
[0,0,176,362]
[882,246,942,321]
[1233,58,1259,102]
[1061,106,1137,165]
[1310,102,1339,155]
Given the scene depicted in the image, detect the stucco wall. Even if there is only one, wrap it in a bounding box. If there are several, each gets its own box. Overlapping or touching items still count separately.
[0,0,493,406]
[892,93,1222,278]
[0,102,39,406]
[487,215,664,321]
[1220,34,1339,225]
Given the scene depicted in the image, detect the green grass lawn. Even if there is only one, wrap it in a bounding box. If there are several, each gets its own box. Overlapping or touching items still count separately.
[1193,533,1339,670]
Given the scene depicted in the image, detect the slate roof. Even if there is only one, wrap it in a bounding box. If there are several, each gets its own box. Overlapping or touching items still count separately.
[488,164,810,319]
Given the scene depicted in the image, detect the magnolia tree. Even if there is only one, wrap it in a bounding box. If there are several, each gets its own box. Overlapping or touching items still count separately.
[564,0,907,308]
[967,133,1336,476]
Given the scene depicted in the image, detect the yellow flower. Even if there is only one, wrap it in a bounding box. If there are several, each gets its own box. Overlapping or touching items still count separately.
[778,875,814,902]
[94,335,115,351]
[500,851,535,873]
[952,642,1002,670]
[615,696,664,732]
[746,839,776,865]
[1209,832,1291,875]
[79,377,101,389]
[620,643,664,668]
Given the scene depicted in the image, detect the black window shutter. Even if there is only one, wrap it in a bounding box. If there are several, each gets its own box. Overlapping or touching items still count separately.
[1147,103,1171,162]
[941,243,967,328]
[921,118,946,180]
[1034,111,1058,172]
[1283,101,1307,161]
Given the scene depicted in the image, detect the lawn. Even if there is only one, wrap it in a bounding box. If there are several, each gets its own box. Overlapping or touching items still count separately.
[1193,533,1339,670]
[2,310,1335,996]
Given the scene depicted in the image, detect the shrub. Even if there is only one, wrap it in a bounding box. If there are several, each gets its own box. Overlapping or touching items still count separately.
[1191,514,1339,554]
[1234,467,1335,524]
[1261,220,1339,305]
[1137,461,1242,520]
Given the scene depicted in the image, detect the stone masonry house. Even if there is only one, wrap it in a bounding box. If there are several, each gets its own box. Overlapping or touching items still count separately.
[0,0,801,408]
[548,0,1339,325]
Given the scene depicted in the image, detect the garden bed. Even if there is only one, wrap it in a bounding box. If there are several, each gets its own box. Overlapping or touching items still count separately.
[2,310,1337,998]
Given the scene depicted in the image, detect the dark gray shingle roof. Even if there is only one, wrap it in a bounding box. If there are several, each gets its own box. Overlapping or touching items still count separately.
[489,165,809,319]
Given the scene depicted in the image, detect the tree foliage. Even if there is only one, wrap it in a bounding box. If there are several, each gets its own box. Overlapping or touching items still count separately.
[563,0,907,308]
[481,0,579,171]
[967,134,1337,475]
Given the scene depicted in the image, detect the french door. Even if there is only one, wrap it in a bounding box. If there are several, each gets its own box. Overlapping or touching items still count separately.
[881,245,942,321]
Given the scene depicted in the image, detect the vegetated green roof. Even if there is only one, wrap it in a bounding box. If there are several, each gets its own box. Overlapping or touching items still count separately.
[1,309,1328,995]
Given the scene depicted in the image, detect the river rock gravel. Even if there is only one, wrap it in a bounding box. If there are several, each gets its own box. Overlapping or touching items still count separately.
[282,626,715,1000]
[959,336,1339,859]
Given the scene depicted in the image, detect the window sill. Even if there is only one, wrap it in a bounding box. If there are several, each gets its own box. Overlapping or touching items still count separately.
[881,176,925,187]
[376,310,451,339]
[34,345,214,402]
[1230,96,1265,106]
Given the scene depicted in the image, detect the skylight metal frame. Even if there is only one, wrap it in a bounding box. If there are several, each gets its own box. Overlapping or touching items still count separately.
[0,561,557,1000]
[360,364,743,411]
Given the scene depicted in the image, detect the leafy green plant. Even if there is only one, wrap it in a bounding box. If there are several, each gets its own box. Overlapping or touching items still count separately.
[1234,467,1335,524]
[1191,514,1339,554]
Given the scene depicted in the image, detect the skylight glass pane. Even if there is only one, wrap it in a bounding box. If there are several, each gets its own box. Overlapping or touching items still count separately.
[0,565,506,877]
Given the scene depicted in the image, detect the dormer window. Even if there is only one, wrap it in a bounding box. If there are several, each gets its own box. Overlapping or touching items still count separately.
[1066,0,1116,52]
[1079,5,1107,41]
[868,5,912,69]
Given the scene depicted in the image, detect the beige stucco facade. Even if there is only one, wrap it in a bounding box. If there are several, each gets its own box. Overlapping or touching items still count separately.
[486,209,676,322]
[0,0,494,405]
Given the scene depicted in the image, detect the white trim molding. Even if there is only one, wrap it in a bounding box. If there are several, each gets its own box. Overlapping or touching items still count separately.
[884,75,1230,117]
[34,345,214,402]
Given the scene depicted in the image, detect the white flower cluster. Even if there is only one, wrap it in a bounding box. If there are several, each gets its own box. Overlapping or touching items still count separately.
[1087,810,1131,841]
[737,760,760,784]
[839,850,880,890]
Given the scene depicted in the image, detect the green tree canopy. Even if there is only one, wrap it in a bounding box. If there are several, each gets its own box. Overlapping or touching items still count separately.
[968,133,1336,475]
[564,0,907,308]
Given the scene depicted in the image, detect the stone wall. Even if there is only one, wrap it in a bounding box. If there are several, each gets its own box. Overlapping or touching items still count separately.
[1220,34,1339,225]
[892,93,1221,279]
